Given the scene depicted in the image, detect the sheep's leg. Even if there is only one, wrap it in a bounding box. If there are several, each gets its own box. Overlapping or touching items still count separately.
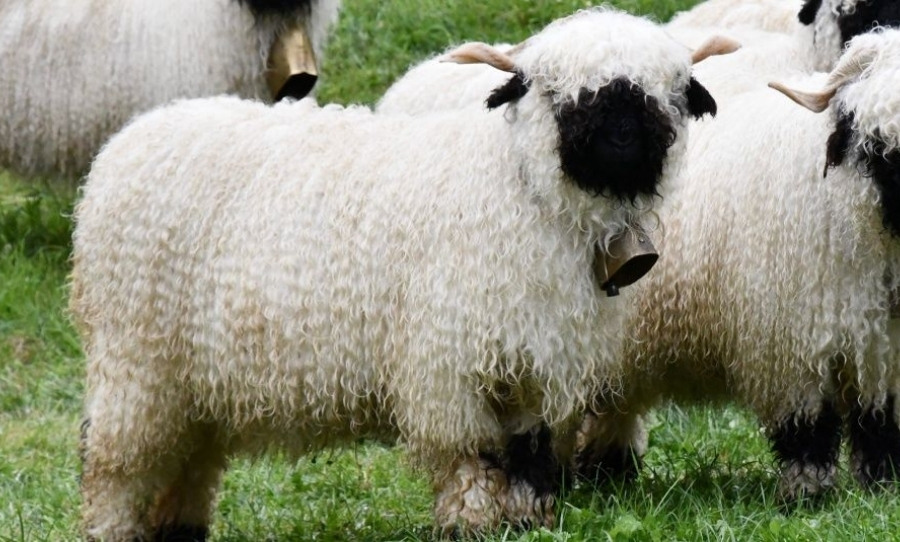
[573,409,646,484]
[149,425,227,541]
[500,424,560,529]
[769,400,842,502]
[848,395,900,487]
[81,418,177,542]
[433,454,508,537]
[81,360,194,541]
[433,425,560,537]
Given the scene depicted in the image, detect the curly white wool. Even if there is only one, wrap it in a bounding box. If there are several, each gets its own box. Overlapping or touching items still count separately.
[72,8,700,538]
[0,0,340,179]
[590,30,900,498]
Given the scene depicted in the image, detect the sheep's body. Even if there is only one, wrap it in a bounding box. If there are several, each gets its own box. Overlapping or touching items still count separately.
[376,44,513,115]
[72,8,712,539]
[0,0,340,179]
[667,0,803,34]
[580,31,900,499]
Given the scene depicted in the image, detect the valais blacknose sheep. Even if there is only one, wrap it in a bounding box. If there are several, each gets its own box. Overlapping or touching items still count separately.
[577,28,900,502]
[70,8,729,540]
[0,0,339,180]
[667,0,900,99]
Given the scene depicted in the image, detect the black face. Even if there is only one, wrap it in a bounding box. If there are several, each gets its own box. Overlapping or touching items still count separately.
[554,78,677,202]
[234,0,314,19]
[827,111,900,236]
[799,0,900,43]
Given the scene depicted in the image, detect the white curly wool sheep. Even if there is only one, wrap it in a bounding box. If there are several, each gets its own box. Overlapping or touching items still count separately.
[70,8,725,540]
[666,0,900,99]
[0,0,340,180]
[667,0,803,34]
[577,28,900,501]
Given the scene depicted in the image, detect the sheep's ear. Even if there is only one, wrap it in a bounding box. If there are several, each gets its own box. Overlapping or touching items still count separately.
[798,0,823,25]
[691,35,741,64]
[686,77,717,119]
[486,72,530,110]
[442,42,517,73]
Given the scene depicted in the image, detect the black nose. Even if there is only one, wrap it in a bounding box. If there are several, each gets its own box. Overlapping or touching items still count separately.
[609,118,638,148]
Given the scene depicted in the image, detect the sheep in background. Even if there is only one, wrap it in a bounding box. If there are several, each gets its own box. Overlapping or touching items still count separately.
[666,0,900,98]
[376,43,514,115]
[667,0,803,34]
[0,0,340,180]
[70,8,728,539]
[578,29,900,501]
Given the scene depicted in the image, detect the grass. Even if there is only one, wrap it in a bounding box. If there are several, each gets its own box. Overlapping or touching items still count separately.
[3,0,900,540]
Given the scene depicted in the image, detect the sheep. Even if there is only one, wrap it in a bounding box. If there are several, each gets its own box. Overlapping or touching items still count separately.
[0,0,340,180]
[376,43,515,115]
[576,28,900,501]
[667,0,803,35]
[69,8,729,539]
[666,0,900,99]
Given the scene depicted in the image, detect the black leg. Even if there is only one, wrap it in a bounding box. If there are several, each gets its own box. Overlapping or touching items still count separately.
[770,401,842,502]
[848,395,900,487]
[153,525,208,542]
[574,442,642,485]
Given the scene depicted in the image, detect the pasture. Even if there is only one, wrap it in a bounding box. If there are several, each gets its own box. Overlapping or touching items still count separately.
[2,0,900,540]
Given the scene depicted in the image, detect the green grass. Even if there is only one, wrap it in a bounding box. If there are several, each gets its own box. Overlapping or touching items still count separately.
[5,0,900,540]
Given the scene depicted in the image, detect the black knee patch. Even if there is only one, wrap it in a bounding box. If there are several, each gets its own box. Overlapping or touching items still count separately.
[771,402,842,473]
[504,424,561,498]
[848,395,900,486]
[153,525,209,542]
[574,443,642,485]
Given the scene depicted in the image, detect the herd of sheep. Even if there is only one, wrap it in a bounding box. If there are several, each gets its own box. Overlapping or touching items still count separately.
[3,0,900,539]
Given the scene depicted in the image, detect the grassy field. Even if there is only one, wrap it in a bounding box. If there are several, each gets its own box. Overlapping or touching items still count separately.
[3,0,900,540]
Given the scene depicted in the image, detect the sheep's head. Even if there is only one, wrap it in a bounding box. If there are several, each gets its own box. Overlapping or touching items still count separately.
[444,8,736,205]
[771,29,900,236]
[798,0,900,71]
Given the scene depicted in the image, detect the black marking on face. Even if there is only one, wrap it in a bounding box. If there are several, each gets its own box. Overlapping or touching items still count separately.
[836,0,900,44]
[486,72,530,110]
[555,78,676,202]
[848,395,900,486]
[234,0,314,19]
[686,76,717,120]
[825,111,855,175]
[860,140,900,237]
[798,0,824,25]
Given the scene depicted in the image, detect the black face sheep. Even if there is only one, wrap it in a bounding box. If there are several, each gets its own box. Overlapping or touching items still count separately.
[70,8,722,540]
[0,0,339,180]
[576,28,900,501]
[667,0,900,98]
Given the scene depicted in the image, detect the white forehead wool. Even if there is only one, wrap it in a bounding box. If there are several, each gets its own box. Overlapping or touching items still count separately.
[512,8,693,105]
[836,29,900,148]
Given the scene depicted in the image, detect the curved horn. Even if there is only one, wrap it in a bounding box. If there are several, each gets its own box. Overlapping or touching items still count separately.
[691,35,741,64]
[442,42,517,73]
[768,42,879,112]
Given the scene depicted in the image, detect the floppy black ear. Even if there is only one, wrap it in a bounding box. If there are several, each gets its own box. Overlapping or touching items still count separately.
[486,72,530,110]
[686,77,717,119]
[798,0,823,25]
[825,112,854,175]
